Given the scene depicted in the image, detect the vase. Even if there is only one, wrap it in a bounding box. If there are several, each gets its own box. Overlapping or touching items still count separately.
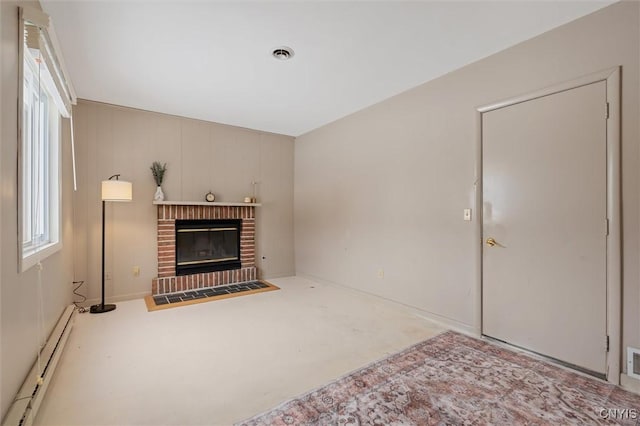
[154,186,165,201]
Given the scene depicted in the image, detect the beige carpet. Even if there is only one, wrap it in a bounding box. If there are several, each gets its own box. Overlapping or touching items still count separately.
[35,277,445,426]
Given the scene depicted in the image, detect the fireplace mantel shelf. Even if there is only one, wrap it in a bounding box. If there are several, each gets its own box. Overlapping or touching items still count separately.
[153,201,261,207]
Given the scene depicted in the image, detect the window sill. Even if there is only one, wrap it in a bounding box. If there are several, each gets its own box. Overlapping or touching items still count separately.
[21,241,62,272]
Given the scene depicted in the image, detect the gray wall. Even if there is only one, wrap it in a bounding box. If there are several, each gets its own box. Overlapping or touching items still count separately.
[295,1,639,358]
[72,100,295,304]
[0,1,75,418]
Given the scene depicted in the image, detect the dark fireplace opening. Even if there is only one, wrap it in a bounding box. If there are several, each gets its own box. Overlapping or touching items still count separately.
[175,219,241,276]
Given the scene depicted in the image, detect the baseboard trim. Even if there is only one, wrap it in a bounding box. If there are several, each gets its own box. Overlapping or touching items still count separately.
[261,271,296,280]
[295,273,476,336]
[82,291,150,307]
[620,374,640,395]
[81,274,297,307]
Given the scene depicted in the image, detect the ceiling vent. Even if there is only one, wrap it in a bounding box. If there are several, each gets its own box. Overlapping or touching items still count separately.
[272,46,294,61]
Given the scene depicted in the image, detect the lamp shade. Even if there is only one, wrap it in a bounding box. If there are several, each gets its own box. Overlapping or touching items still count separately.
[102,180,132,202]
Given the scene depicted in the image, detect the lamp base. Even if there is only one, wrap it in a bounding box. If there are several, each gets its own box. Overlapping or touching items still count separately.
[90,303,116,314]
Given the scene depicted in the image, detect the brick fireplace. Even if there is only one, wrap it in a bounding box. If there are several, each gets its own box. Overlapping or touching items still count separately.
[152,203,257,295]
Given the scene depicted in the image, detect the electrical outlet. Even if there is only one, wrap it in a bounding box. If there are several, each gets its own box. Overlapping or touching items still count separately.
[377,269,384,279]
[133,266,140,277]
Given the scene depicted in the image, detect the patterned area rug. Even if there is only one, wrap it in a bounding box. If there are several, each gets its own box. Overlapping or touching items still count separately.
[238,331,640,425]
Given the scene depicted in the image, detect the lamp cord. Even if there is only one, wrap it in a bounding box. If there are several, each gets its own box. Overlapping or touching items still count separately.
[73,280,88,313]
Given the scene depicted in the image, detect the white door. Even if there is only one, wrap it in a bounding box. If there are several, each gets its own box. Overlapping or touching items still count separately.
[482,81,608,376]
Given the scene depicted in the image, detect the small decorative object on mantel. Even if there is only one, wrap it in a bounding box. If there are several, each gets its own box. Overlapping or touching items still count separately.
[245,180,258,203]
[205,191,215,202]
[150,161,167,201]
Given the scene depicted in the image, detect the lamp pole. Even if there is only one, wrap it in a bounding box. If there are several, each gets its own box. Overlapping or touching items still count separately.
[91,174,127,314]
[101,198,106,309]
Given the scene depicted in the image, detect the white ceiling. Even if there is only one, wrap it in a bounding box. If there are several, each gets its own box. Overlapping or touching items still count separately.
[42,1,615,137]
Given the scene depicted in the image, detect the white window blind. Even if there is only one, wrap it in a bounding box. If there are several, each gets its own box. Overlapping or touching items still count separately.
[21,7,75,117]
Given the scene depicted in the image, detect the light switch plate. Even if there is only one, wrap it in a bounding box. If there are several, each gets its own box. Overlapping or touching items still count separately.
[464,209,472,221]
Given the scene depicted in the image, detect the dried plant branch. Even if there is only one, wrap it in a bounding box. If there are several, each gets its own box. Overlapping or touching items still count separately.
[150,161,167,186]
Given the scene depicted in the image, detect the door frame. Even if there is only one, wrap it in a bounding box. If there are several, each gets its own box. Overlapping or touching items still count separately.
[474,67,621,383]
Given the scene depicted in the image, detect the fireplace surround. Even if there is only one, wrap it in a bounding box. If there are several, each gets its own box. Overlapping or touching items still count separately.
[152,202,258,295]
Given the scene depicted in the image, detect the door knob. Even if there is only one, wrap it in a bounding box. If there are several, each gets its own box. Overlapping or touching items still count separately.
[486,238,497,247]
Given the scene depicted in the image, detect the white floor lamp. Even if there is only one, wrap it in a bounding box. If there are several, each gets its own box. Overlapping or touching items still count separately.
[91,174,133,314]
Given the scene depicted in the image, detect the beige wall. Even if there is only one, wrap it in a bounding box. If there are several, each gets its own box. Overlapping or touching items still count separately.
[295,0,640,360]
[72,101,295,304]
[0,1,75,419]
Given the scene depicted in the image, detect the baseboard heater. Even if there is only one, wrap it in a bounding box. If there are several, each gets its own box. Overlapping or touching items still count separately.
[2,305,76,426]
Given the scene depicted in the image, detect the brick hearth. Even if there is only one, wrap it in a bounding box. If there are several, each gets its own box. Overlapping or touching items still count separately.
[152,204,256,295]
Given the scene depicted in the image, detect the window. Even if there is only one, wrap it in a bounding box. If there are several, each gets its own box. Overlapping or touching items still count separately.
[18,8,76,271]
[20,22,63,271]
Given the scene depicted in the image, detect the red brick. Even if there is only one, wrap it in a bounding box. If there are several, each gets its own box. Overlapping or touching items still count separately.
[152,205,264,293]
